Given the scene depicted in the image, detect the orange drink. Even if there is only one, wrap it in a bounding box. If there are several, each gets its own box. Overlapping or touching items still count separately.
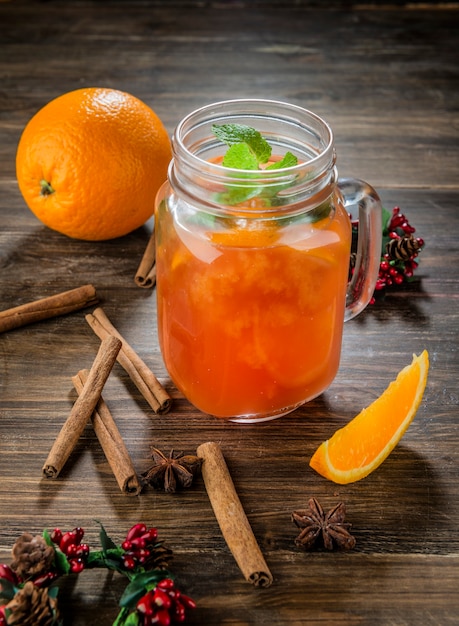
[156,192,352,419]
[155,100,381,421]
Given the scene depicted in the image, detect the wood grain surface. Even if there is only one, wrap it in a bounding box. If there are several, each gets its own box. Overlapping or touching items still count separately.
[0,2,458,624]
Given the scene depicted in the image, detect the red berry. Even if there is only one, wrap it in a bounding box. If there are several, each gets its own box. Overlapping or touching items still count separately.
[122,555,136,570]
[142,528,158,543]
[59,531,78,553]
[157,578,175,590]
[172,600,186,622]
[66,543,79,558]
[69,558,85,574]
[50,529,62,544]
[137,592,154,616]
[0,564,19,585]
[153,588,172,609]
[135,549,151,564]
[130,536,147,549]
[33,571,59,588]
[126,523,147,542]
[154,608,171,626]
[76,544,89,558]
[180,593,196,610]
[73,527,85,542]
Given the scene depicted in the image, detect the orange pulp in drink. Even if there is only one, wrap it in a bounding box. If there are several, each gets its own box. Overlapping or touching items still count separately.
[156,190,351,420]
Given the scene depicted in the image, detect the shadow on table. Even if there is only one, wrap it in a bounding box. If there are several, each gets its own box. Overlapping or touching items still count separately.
[344,446,452,555]
[354,279,431,325]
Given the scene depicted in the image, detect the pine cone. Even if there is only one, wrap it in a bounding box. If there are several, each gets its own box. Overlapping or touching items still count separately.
[145,542,173,570]
[10,533,55,579]
[5,581,60,626]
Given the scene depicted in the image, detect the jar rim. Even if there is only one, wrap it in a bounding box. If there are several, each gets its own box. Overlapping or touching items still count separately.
[173,98,334,176]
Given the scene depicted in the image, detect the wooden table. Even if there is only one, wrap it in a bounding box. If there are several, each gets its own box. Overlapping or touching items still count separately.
[1,2,458,624]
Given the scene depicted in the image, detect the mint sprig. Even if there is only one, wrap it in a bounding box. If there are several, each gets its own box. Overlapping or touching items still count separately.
[212,123,272,165]
[211,123,298,206]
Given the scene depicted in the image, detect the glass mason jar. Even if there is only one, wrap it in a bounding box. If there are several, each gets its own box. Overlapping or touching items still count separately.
[155,100,381,422]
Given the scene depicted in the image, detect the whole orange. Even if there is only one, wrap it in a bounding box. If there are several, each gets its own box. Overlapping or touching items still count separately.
[16,88,172,241]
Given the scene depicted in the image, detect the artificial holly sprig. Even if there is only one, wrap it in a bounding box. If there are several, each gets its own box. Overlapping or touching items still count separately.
[350,205,425,303]
[0,523,195,626]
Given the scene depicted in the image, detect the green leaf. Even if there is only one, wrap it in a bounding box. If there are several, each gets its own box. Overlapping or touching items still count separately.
[212,124,299,207]
[222,143,259,170]
[53,547,71,576]
[216,184,263,207]
[212,123,271,164]
[43,529,53,547]
[86,549,124,572]
[119,571,171,609]
[266,151,298,170]
[95,520,118,552]
[113,607,136,626]
[48,585,60,600]
[0,578,17,602]
[381,206,392,235]
[124,612,140,626]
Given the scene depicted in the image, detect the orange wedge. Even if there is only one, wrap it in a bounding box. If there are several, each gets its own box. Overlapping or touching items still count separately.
[309,350,429,484]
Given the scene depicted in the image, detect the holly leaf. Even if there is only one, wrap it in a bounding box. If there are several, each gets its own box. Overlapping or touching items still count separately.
[123,612,140,626]
[86,548,124,572]
[95,520,118,552]
[48,586,60,600]
[119,571,171,609]
[42,530,69,575]
[113,607,139,626]
[0,578,16,602]
[43,528,53,547]
[381,206,392,235]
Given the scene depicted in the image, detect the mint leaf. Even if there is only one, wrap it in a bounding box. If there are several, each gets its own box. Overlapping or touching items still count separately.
[212,123,299,206]
[212,123,272,164]
[222,143,260,170]
[266,151,298,170]
[217,183,262,206]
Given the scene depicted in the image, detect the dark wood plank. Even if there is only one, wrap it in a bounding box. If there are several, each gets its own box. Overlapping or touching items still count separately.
[0,2,458,625]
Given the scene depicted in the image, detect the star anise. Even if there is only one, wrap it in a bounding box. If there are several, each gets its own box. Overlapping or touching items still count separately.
[292,497,356,551]
[142,448,202,493]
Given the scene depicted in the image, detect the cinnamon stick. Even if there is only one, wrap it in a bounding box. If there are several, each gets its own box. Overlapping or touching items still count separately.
[0,284,98,334]
[72,369,141,496]
[42,335,122,479]
[85,307,171,414]
[197,441,273,588]
[135,231,156,288]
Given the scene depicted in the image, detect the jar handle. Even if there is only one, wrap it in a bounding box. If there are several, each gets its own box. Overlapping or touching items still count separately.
[338,178,382,321]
